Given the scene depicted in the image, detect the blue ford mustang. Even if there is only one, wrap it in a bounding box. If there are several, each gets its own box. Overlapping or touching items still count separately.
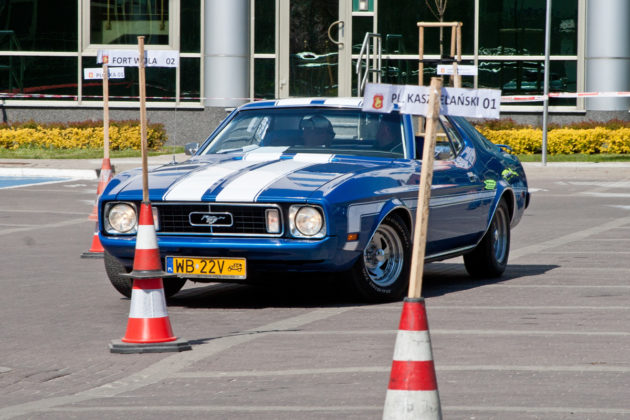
[99,98,529,301]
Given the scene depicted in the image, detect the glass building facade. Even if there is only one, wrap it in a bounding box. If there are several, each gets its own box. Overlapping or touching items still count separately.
[0,0,627,121]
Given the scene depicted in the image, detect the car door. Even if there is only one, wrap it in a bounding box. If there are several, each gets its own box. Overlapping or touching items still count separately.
[413,116,490,256]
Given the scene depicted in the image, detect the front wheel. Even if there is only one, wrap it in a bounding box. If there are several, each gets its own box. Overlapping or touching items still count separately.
[104,251,186,298]
[349,214,411,301]
[464,199,511,278]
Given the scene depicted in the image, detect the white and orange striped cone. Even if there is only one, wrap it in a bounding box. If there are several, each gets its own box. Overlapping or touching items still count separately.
[80,222,105,258]
[88,157,113,222]
[109,202,191,354]
[382,297,442,419]
[83,158,114,258]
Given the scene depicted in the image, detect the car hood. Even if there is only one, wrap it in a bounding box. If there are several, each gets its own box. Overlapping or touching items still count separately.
[105,152,396,203]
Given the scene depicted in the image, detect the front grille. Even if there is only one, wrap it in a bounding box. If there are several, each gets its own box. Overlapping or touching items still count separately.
[153,203,282,236]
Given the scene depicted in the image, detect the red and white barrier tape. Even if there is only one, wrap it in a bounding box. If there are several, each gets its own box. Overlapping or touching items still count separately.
[502,91,630,102]
[2,91,629,103]
[0,93,258,101]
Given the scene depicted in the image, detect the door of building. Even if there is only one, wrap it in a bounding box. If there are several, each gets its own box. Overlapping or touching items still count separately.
[277,0,353,98]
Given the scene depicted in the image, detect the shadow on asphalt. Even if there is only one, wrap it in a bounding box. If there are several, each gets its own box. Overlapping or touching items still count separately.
[166,262,559,309]
[422,262,559,298]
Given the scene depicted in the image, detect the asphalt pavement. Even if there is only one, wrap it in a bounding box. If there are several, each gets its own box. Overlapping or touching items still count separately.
[1,157,630,419]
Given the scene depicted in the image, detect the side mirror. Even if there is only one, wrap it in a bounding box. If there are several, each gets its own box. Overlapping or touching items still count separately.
[497,144,513,154]
[185,142,199,155]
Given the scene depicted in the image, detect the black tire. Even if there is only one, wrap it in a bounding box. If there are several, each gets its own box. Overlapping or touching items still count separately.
[104,250,186,298]
[464,199,511,278]
[349,214,411,302]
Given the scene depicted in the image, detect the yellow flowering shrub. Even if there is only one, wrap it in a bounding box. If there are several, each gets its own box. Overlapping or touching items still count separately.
[476,126,630,155]
[0,122,166,151]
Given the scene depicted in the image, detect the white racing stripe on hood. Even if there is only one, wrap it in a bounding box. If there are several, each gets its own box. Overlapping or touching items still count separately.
[216,153,333,202]
[244,147,288,161]
[163,159,261,201]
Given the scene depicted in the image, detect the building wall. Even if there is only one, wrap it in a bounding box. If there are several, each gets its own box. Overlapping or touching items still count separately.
[0,0,627,147]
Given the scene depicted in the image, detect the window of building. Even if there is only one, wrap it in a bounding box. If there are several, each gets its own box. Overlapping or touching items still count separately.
[89,0,170,46]
[0,1,78,52]
[253,0,276,99]
[180,0,200,53]
[479,0,577,56]
[378,0,474,56]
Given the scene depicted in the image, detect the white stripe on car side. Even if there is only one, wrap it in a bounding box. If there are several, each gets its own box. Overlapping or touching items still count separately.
[162,159,260,201]
[347,201,387,233]
[216,154,334,202]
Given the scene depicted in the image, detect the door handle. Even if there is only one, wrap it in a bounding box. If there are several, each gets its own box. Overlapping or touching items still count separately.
[327,20,344,47]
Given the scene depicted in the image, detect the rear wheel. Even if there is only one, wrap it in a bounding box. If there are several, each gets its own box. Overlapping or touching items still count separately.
[464,199,511,278]
[350,214,410,301]
[104,250,186,298]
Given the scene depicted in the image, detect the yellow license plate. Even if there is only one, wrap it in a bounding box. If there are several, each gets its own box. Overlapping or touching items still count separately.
[166,256,246,279]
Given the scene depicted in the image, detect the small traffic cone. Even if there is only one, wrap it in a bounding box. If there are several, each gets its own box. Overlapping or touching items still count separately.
[109,202,191,354]
[383,297,442,419]
[88,158,113,221]
[80,222,105,258]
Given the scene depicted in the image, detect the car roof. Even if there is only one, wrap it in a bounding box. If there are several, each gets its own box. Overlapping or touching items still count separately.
[239,97,364,110]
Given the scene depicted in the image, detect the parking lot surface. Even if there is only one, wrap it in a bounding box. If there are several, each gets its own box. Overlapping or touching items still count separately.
[1,161,629,419]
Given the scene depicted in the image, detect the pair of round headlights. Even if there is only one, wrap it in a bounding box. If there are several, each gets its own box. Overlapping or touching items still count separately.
[106,203,324,237]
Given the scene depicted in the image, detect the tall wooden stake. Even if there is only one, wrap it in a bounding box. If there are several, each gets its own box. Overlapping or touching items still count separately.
[138,36,149,203]
[408,77,442,299]
[102,62,110,160]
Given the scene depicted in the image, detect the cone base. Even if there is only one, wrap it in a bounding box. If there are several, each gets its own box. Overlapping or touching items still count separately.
[80,251,104,259]
[109,338,192,354]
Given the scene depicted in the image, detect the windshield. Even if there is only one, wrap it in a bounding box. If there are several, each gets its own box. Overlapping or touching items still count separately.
[200,108,405,158]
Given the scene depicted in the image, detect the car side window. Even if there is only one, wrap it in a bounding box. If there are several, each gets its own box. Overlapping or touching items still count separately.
[412,116,456,161]
[440,116,464,156]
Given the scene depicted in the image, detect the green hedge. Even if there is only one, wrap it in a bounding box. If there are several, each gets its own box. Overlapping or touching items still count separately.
[477,119,630,155]
[0,120,167,151]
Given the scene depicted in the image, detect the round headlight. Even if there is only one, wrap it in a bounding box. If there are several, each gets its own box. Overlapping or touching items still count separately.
[107,203,137,233]
[295,206,323,236]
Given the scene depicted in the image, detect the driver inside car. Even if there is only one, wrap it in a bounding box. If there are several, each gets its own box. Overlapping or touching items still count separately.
[300,115,335,148]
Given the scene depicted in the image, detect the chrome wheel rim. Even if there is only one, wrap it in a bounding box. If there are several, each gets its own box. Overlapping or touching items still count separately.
[492,206,509,264]
[363,224,404,287]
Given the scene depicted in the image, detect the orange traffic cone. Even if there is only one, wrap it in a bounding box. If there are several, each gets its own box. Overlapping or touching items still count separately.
[382,297,442,419]
[80,222,105,258]
[83,158,114,258]
[109,202,191,354]
[88,157,113,221]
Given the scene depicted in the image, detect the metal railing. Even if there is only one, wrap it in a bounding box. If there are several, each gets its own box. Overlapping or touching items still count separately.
[355,32,382,96]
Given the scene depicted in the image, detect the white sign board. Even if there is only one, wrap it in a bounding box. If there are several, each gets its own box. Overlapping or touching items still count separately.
[437,64,478,76]
[97,50,179,68]
[362,83,501,119]
[83,67,125,80]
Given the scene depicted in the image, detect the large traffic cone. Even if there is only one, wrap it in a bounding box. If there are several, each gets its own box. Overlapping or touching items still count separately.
[383,297,442,419]
[109,202,191,354]
[88,157,113,221]
[80,222,105,258]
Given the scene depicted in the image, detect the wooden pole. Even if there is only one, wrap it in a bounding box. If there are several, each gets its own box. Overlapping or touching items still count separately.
[455,23,462,88]
[138,36,149,203]
[407,77,442,299]
[102,61,110,160]
[417,24,425,136]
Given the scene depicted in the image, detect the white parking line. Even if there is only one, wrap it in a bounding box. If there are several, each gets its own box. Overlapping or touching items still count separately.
[0,218,88,236]
[43,404,630,416]
[278,329,630,337]
[172,363,630,379]
[510,215,630,260]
